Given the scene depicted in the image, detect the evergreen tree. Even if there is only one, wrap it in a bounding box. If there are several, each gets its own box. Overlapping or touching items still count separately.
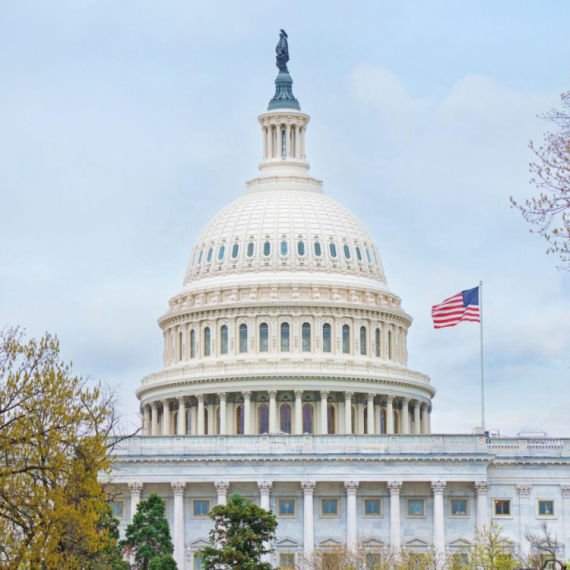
[197,493,277,570]
[121,493,177,570]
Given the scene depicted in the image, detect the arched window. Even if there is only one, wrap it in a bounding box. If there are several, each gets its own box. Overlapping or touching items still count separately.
[374,251,379,265]
[218,245,225,260]
[239,324,248,353]
[327,404,336,435]
[323,323,332,353]
[380,408,386,434]
[302,322,311,352]
[263,241,271,256]
[281,323,290,352]
[363,407,368,435]
[216,407,220,435]
[298,241,305,256]
[247,242,255,257]
[235,405,244,435]
[356,246,362,261]
[190,329,196,358]
[207,248,213,263]
[204,407,209,435]
[360,326,367,356]
[366,249,372,263]
[343,244,351,259]
[280,403,292,434]
[281,129,286,158]
[198,249,204,264]
[280,240,288,256]
[258,404,269,434]
[329,242,338,258]
[314,241,322,257]
[259,323,269,352]
[302,404,314,434]
[179,331,183,361]
[393,411,399,434]
[186,408,193,435]
[351,405,357,435]
[231,243,239,259]
[220,325,228,355]
[204,327,211,357]
[388,330,393,360]
[342,325,350,354]
[375,328,380,357]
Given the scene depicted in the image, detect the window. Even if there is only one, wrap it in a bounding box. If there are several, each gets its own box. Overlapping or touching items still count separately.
[247,242,255,257]
[194,554,203,570]
[258,404,269,434]
[314,241,322,257]
[207,247,213,262]
[239,324,248,353]
[297,241,305,256]
[380,409,386,434]
[179,331,183,360]
[279,553,295,569]
[263,241,271,256]
[356,246,362,261]
[280,240,288,255]
[198,249,204,264]
[236,405,244,435]
[259,323,269,352]
[218,245,225,260]
[364,499,381,517]
[322,499,338,516]
[323,323,332,353]
[281,129,286,158]
[407,499,424,516]
[451,499,468,517]
[110,501,124,518]
[302,404,314,434]
[375,328,380,357]
[366,553,381,570]
[342,325,350,354]
[204,407,209,435]
[302,322,311,352]
[231,243,239,259]
[363,407,368,434]
[186,409,193,435]
[538,500,555,516]
[393,411,399,434]
[494,500,511,517]
[360,326,367,355]
[278,499,296,517]
[366,248,372,263]
[388,330,393,360]
[216,407,220,435]
[351,405,356,434]
[374,251,379,265]
[343,244,351,259]
[450,554,469,567]
[327,404,336,434]
[323,553,340,566]
[281,323,290,351]
[193,500,210,517]
[190,329,196,358]
[204,327,211,357]
[280,403,292,434]
[221,325,228,355]
[329,242,338,258]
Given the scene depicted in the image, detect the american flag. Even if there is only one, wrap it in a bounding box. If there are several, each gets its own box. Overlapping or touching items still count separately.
[431,286,481,329]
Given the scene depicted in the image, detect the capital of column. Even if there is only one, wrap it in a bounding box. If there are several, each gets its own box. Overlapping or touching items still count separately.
[386,395,394,404]
[215,481,230,496]
[171,482,186,497]
[320,391,329,399]
[218,392,228,402]
[431,481,446,495]
[344,392,353,401]
[196,394,205,403]
[387,481,403,495]
[474,481,490,495]
[421,402,429,411]
[367,393,375,403]
[294,390,303,398]
[401,397,410,405]
[517,484,531,497]
[561,485,570,498]
[258,481,273,496]
[268,390,277,398]
[150,401,158,409]
[177,396,186,406]
[344,481,359,495]
[301,481,316,495]
[129,482,144,497]
[243,391,251,399]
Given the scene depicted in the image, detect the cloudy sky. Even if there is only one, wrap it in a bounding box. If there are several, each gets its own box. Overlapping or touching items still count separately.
[1,0,569,436]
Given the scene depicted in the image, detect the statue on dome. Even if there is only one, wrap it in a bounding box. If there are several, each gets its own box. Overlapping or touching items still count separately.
[276,29,289,73]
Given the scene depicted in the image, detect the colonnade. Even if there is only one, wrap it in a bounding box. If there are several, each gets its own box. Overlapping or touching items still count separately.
[262,122,305,160]
[141,391,432,436]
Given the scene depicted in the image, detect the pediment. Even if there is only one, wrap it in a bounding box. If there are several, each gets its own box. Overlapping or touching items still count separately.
[276,537,301,547]
[188,538,209,548]
[405,538,430,550]
[318,538,344,547]
[447,538,472,548]
[362,538,386,547]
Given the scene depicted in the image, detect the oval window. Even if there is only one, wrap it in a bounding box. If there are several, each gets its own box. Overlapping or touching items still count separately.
[263,241,271,256]
[314,241,322,257]
[280,241,288,256]
[231,243,239,259]
[247,242,255,258]
[207,248,213,262]
[356,247,362,261]
[343,245,351,259]
[366,248,372,263]
[329,243,337,258]
[218,245,225,260]
[298,241,305,256]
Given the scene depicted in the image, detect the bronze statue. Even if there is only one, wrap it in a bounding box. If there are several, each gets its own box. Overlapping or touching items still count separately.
[276,29,289,73]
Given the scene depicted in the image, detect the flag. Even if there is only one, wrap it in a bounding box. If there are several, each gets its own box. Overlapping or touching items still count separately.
[431,286,481,329]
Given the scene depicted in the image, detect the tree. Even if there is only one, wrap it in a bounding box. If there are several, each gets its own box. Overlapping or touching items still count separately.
[0,327,133,570]
[121,493,177,570]
[197,493,277,570]
[511,88,570,269]
[469,521,522,570]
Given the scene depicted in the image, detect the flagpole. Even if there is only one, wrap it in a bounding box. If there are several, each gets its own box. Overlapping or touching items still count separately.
[479,280,485,431]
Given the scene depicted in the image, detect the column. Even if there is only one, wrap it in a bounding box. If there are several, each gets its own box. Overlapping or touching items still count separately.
[474,481,490,530]
[215,481,230,505]
[428,407,432,434]
[421,404,429,435]
[128,482,143,521]
[344,392,353,434]
[561,486,570,557]
[387,481,402,550]
[320,391,329,434]
[367,394,375,435]
[219,393,227,435]
[345,481,359,551]
[243,391,252,435]
[172,482,186,569]
[262,126,268,160]
[295,391,303,434]
[197,394,205,436]
[151,402,159,436]
[517,484,531,554]
[294,125,300,158]
[413,401,421,435]
[269,390,277,433]
[301,481,316,558]
[432,481,446,556]
[163,400,171,436]
[300,127,305,158]
[143,405,151,436]
[258,481,273,563]
[386,396,394,435]
[401,398,410,435]
[177,397,186,436]
[285,123,291,157]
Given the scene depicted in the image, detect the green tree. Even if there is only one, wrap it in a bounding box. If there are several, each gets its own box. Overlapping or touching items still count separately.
[469,521,521,570]
[197,493,277,570]
[122,493,177,570]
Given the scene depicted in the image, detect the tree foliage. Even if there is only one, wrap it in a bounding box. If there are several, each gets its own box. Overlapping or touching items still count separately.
[197,493,277,570]
[0,327,131,570]
[121,493,177,570]
[511,89,570,269]
[469,521,521,570]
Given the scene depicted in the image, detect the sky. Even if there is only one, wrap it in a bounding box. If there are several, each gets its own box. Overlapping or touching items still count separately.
[1,0,569,436]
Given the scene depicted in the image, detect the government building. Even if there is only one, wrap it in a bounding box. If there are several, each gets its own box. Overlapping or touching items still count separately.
[108,37,570,569]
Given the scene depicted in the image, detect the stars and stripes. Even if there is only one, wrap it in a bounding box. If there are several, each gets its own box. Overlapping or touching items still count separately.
[431,286,481,329]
